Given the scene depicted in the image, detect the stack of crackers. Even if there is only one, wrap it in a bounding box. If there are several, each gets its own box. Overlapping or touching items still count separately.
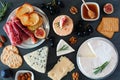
[97,17,119,38]
[0,45,23,69]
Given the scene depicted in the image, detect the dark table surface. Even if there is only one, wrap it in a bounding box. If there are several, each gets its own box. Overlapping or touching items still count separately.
[0,0,120,80]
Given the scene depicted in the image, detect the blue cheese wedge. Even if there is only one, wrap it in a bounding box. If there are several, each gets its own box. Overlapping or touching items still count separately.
[57,39,75,56]
[48,56,75,80]
[23,46,48,73]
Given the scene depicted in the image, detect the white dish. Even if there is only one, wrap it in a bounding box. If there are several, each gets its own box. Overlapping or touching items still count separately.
[7,6,50,49]
[77,37,118,79]
[81,2,100,21]
[15,70,34,80]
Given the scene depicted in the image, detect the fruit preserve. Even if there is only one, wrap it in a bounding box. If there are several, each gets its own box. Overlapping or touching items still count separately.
[83,4,98,19]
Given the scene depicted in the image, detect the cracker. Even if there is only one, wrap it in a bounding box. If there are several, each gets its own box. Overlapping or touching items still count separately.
[1,51,11,65]
[0,45,22,69]
[1,45,19,64]
[102,17,119,32]
[97,20,114,38]
[2,45,19,54]
[6,52,23,69]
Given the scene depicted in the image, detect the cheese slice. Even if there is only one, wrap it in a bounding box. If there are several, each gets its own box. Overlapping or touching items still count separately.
[48,56,75,80]
[23,46,48,73]
[57,39,75,56]
[79,42,96,57]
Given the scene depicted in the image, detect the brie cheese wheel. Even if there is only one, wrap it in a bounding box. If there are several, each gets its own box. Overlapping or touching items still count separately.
[57,39,75,56]
[23,46,48,73]
[48,56,75,80]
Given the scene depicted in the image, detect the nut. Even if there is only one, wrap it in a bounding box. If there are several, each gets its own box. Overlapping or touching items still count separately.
[0,35,6,43]
[69,36,77,44]
[70,6,78,14]
[17,72,31,80]
[72,72,79,80]
[0,42,3,48]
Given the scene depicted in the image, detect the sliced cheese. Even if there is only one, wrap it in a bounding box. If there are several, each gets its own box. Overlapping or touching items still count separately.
[57,39,75,56]
[79,42,96,57]
[48,56,75,80]
[23,46,48,73]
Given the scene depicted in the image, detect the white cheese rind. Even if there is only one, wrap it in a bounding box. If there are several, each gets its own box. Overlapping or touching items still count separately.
[23,46,48,73]
[57,39,75,56]
[48,56,75,80]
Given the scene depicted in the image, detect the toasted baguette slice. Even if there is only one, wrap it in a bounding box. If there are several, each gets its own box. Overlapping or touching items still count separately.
[27,12,40,26]
[19,14,29,26]
[16,3,34,19]
[97,21,114,38]
[27,15,43,31]
[20,12,40,26]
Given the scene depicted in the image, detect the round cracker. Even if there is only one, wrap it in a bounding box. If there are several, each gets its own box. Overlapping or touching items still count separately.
[2,45,19,54]
[5,52,23,69]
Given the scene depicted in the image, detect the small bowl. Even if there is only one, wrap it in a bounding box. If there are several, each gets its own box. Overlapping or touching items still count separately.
[81,2,100,21]
[15,70,34,80]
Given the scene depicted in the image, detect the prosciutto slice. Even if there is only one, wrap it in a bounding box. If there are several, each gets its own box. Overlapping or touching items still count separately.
[12,21,29,41]
[3,21,22,45]
[15,20,38,44]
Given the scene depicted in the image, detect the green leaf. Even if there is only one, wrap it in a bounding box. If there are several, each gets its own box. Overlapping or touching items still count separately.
[57,45,69,52]
[93,61,110,75]
[0,1,9,21]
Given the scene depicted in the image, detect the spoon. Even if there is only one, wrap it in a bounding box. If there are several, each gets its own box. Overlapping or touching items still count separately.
[82,0,96,19]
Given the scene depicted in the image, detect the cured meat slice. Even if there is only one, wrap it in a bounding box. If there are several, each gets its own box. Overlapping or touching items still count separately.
[12,21,29,41]
[3,21,22,45]
[15,20,38,44]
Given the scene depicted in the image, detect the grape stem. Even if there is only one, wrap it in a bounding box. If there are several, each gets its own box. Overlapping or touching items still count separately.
[47,0,57,6]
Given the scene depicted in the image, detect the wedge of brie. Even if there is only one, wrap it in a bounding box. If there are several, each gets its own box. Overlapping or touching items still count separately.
[79,42,96,57]
[57,39,75,56]
[23,46,48,73]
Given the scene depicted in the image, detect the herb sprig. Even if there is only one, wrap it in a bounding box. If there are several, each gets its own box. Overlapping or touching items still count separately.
[57,45,69,52]
[0,1,9,21]
[93,61,110,75]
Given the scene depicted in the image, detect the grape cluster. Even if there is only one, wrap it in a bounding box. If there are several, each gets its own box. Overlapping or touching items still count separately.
[40,0,64,15]
[75,21,94,37]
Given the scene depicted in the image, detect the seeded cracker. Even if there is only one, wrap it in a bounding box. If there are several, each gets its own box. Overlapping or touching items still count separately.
[0,45,23,69]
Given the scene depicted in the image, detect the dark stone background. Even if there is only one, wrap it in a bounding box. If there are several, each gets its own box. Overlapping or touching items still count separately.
[0,0,120,80]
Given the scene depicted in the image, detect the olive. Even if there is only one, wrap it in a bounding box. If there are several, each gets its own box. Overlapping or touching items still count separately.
[86,24,94,33]
[56,1,64,8]
[48,36,55,47]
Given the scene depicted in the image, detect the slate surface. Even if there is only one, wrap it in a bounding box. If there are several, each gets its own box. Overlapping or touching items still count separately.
[0,0,120,80]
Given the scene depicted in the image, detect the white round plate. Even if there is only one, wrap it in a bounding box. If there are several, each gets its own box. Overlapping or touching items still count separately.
[76,37,118,79]
[7,6,50,49]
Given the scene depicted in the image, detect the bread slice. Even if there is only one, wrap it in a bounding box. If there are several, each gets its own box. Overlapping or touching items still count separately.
[16,3,34,19]
[20,12,40,26]
[102,17,119,32]
[27,12,40,26]
[27,15,43,31]
[97,20,114,38]
[19,14,29,26]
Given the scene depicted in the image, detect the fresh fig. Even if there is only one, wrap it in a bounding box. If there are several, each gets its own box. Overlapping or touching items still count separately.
[103,3,114,14]
[34,27,46,39]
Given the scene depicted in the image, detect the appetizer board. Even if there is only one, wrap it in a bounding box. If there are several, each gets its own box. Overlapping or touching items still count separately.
[0,0,120,80]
